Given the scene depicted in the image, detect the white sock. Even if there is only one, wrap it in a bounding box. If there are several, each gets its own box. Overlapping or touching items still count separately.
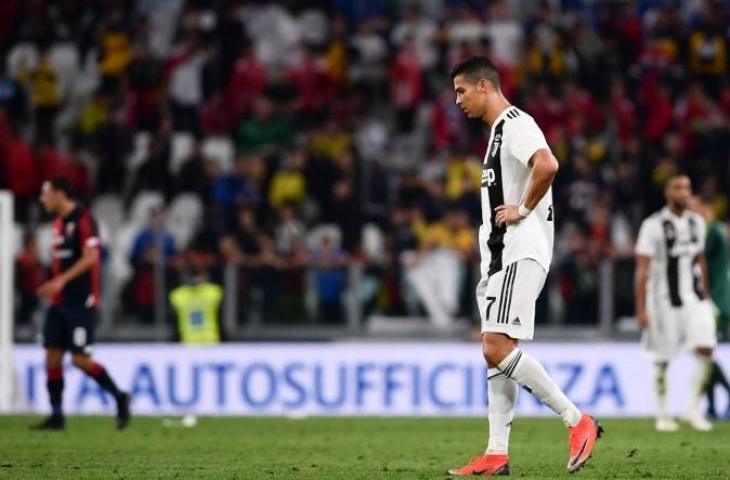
[689,354,712,414]
[498,349,582,427]
[653,361,669,418]
[486,368,517,454]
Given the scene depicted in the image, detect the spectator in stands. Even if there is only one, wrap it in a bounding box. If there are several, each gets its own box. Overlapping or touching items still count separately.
[324,176,362,253]
[686,1,727,97]
[484,0,524,68]
[93,106,132,194]
[391,5,438,74]
[0,62,27,123]
[127,123,174,202]
[310,233,349,324]
[404,207,475,327]
[273,204,306,258]
[286,45,335,124]
[389,39,424,133]
[176,140,215,202]
[557,228,600,324]
[269,149,307,209]
[445,154,481,206]
[349,19,388,98]
[98,7,133,91]
[126,42,163,132]
[78,90,110,139]
[166,31,206,133]
[130,208,177,264]
[25,48,60,145]
[0,123,37,221]
[236,96,291,153]
[225,44,267,123]
[124,208,177,324]
[212,155,262,229]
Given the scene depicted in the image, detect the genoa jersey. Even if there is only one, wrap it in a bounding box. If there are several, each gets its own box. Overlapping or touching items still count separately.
[636,207,706,307]
[479,106,554,276]
[51,205,101,308]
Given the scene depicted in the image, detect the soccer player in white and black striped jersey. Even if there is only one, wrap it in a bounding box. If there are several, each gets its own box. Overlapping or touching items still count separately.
[447,57,602,476]
[635,174,717,432]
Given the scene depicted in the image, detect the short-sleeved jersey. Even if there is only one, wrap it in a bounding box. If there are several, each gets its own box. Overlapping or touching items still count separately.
[51,205,101,308]
[706,220,730,316]
[480,106,554,276]
[635,207,706,307]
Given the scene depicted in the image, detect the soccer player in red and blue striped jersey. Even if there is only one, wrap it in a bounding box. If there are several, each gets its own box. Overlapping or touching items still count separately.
[32,177,131,430]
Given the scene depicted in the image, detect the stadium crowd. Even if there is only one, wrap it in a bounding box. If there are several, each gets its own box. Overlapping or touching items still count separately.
[3,0,730,329]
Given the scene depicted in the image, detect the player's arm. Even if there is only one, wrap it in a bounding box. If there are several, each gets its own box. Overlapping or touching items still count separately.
[495,148,558,226]
[38,245,99,299]
[695,252,710,299]
[634,255,651,328]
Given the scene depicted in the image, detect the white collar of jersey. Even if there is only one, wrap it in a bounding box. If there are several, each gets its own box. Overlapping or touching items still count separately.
[492,105,516,126]
[662,206,689,220]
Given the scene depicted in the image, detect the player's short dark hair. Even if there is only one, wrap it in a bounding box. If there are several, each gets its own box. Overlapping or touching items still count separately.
[665,172,690,188]
[450,56,501,88]
[48,177,75,198]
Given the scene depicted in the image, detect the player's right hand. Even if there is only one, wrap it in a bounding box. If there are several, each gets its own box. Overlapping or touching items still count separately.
[636,311,649,328]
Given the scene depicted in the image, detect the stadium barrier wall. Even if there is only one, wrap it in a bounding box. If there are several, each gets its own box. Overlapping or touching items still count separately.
[11,342,730,417]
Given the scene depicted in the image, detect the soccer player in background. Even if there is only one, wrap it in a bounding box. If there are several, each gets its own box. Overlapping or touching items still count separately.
[690,195,730,419]
[635,175,716,432]
[448,57,602,476]
[32,177,131,430]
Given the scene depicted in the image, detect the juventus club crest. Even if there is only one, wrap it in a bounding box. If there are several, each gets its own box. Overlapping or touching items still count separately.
[490,132,502,158]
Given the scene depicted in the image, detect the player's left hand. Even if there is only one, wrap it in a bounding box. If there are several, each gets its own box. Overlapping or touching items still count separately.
[495,204,525,227]
[38,277,65,300]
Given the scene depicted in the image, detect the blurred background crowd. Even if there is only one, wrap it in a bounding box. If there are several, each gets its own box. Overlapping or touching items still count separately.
[3,0,730,340]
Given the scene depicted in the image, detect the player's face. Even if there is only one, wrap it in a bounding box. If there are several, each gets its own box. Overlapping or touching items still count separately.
[665,176,692,210]
[39,181,59,214]
[453,75,486,119]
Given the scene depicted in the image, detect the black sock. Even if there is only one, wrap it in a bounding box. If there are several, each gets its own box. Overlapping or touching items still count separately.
[713,361,730,393]
[707,374,717,415]
[47,367,64,417]
[88,362,122,400]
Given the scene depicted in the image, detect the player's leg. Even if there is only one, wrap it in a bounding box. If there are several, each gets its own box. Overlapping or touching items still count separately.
[68,307,132,429]
[448,271,514,476]
[484,260,601,473]
[479,270,518,459]
[683,301,716,431]
[71,352,131,429]
[652,360,679,431]
[684,346,713,431]
[643,299,680,431]
[483,333,581,425]
[46,348,65,417]
[31,307,67,430]
[704,314,730,418]
[705,360,730,418]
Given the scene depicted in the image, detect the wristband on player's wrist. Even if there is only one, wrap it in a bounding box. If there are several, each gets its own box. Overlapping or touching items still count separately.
[518,204,532,218]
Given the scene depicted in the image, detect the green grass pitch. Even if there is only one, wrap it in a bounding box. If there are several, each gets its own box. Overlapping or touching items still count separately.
[0,416,728,479]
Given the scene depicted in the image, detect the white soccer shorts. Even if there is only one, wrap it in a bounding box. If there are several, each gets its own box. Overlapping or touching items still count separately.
[477,258,547,340]
[643,297,717,361]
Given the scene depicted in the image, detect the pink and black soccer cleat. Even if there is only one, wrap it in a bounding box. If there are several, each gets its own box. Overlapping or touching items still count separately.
[448,454,510,476]
[567,413,603,473]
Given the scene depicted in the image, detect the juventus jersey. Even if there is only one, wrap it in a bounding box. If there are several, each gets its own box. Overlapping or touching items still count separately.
[479,106,554,276]
[636,207,706,307]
